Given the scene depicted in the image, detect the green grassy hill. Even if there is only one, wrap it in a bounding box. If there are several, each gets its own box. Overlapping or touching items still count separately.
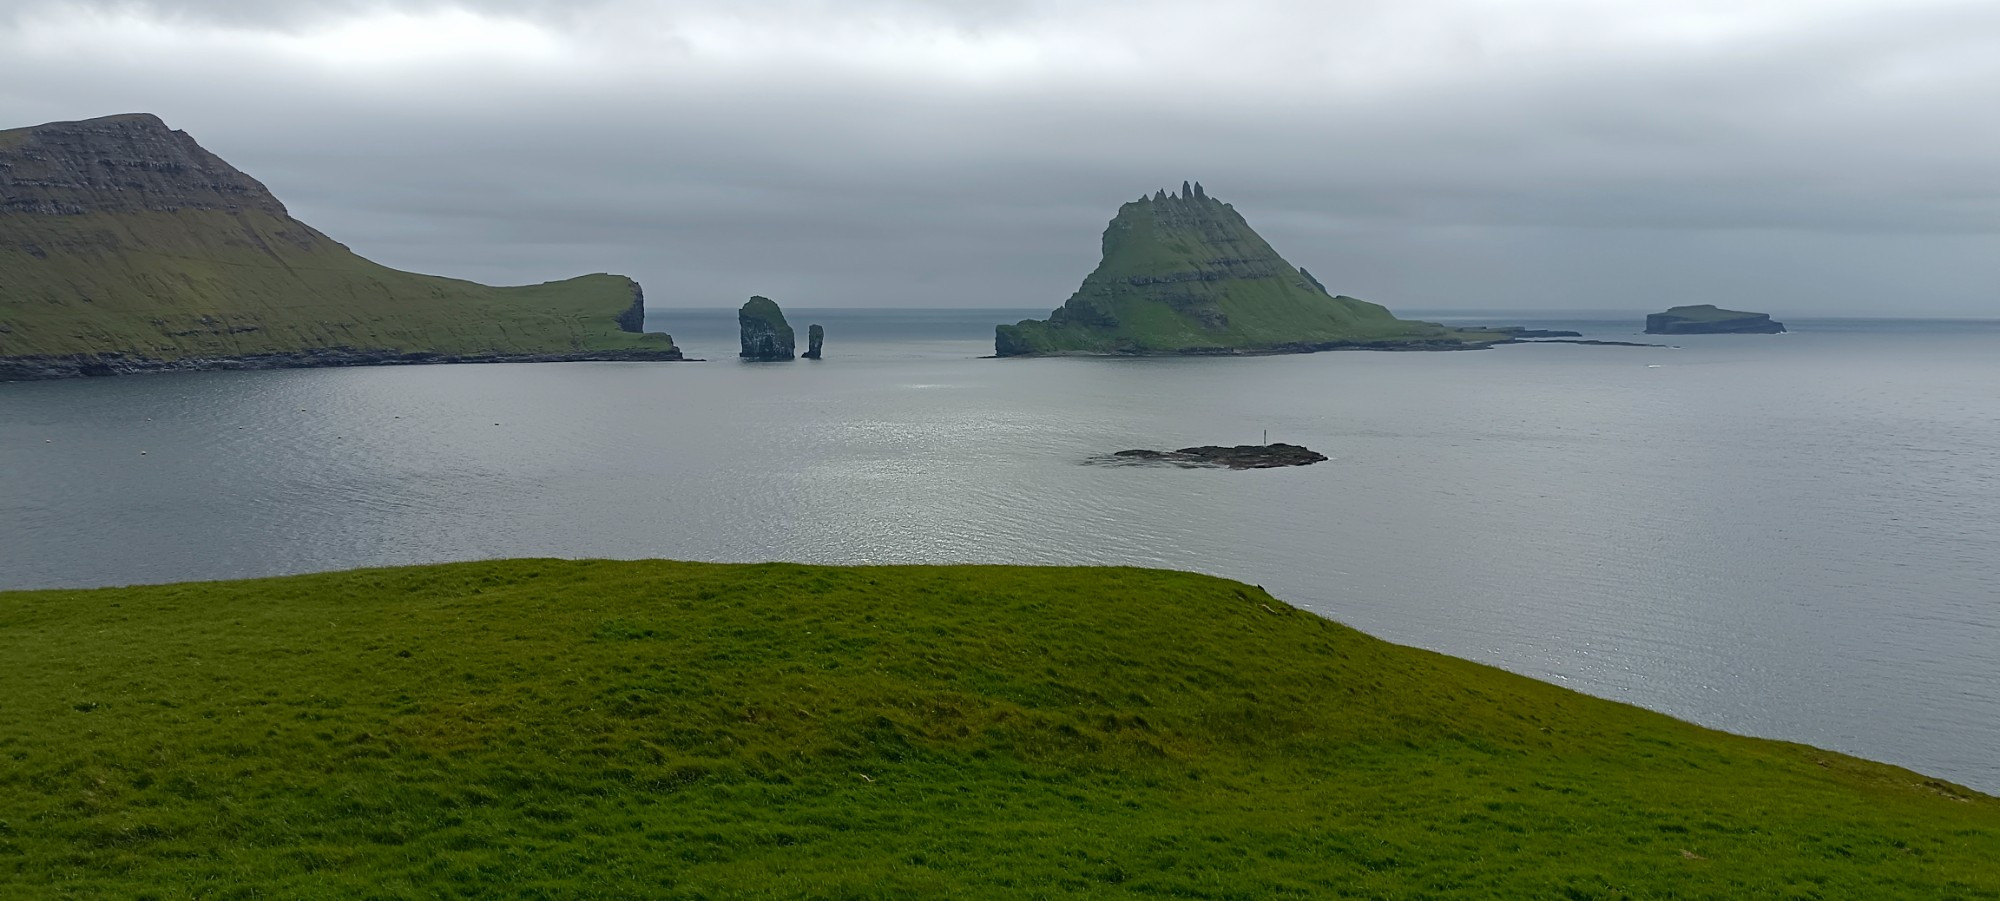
[2,560,1993,898]
[997,183,1505,355]
[0,114,678,376]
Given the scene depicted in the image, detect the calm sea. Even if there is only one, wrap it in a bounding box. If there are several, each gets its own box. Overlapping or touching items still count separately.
[4,309,1997,792]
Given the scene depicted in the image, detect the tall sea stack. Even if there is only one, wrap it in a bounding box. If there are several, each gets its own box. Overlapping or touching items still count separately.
[803,324,824,359]
[738,296,796,360]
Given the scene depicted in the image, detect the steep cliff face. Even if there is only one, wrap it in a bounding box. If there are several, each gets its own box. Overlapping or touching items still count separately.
[0,113,681,378]
[0,113,296,217]
[738,296,796,360]
[1645,305,1786,334]
[995,183,1484,356]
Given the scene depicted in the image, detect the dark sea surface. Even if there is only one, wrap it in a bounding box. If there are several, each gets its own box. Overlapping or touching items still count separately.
[4,309,1997,792]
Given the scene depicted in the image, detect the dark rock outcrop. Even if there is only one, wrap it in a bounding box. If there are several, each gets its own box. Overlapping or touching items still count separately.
[738,296,796,360]
[1645,305,1785,334]
[1095,443,1329,470]
[803,323,824,359]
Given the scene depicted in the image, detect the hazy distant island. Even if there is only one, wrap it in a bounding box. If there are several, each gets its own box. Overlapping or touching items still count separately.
[0,113,682,381]
[995,182,1513,357]
[1645,304,1787,335]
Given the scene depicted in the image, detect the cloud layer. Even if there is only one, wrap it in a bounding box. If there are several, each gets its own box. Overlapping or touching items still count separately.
[4,0,1997,314]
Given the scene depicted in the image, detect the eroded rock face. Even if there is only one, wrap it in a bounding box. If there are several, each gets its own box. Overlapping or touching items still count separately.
[0,113,296,219]
[1645,305,1786,334]
[738,296,796,360]
[803,324,824,359]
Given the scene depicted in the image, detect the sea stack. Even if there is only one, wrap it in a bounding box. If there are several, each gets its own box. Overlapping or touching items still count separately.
[994,183,1485,356]
[738,296,796,360]
[803,324,824,359]
[1645,305,1786,334]
[0,113,681,381]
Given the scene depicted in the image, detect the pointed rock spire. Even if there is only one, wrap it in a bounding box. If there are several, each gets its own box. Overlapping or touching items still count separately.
[1154,189,1167,202]
[1193,182,1207,200]
[1181,180,1193,200]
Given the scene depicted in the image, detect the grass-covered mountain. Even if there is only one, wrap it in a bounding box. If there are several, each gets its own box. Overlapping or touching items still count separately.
[3,559,1994,898]
[0,113,680,379]
[997,183,1505,356]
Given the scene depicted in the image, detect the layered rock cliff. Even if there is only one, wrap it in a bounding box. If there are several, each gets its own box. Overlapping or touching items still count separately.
[995,183,1493,356]
[0,113,681,379]
[1645,305,1786,335]
[738,296,796,360]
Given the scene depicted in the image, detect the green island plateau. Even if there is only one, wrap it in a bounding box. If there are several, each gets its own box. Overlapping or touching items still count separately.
[0,113,681,380]
[1645,304,1787,335]
[997,182,1508,356]
[3,559,1994,898]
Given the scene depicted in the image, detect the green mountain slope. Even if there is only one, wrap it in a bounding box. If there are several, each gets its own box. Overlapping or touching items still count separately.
[2,560,1993,898]
[997,182,1504,355]
[0,114,679,378]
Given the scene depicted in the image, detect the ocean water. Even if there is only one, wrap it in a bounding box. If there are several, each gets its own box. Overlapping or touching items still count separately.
[3,309,1997,793]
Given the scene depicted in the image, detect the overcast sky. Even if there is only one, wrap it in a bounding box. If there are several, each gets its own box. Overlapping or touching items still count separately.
[3,0,1997,314]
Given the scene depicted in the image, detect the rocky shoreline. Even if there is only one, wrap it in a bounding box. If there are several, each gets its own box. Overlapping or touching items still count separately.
[0,347,691,382]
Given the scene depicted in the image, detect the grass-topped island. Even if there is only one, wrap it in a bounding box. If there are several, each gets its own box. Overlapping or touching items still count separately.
[2,560,1995,898]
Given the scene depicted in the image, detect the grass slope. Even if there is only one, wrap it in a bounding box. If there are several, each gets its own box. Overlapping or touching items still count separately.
[998,189,1500,355]
[2,560,1994,898]
[0,114,675,365]
[0,210,673,361]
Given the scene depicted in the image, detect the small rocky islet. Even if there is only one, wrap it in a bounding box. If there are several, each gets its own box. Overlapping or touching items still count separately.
[1098,443,1329,470]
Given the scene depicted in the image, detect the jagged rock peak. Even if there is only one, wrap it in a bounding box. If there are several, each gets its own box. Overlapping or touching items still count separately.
[0,112,291,218]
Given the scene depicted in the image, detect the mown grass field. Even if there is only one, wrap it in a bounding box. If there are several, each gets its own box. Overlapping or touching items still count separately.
[1,560,1994,898]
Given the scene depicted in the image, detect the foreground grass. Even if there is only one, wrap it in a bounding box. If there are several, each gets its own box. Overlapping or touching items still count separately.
[1,560,1994,899]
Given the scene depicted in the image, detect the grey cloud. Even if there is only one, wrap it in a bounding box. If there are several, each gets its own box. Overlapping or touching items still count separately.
[2,0,1997,315]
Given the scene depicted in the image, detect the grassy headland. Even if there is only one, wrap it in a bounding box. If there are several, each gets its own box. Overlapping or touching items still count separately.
[2,560,1994,898]
[0,114,678,375]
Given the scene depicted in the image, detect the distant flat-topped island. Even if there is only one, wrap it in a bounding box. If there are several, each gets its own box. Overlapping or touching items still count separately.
[1645,304,1787,335]
[995,183,1512,357]
[0,113,683,380]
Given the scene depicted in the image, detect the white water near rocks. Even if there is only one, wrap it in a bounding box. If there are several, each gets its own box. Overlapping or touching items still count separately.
[3,309,1997,792]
